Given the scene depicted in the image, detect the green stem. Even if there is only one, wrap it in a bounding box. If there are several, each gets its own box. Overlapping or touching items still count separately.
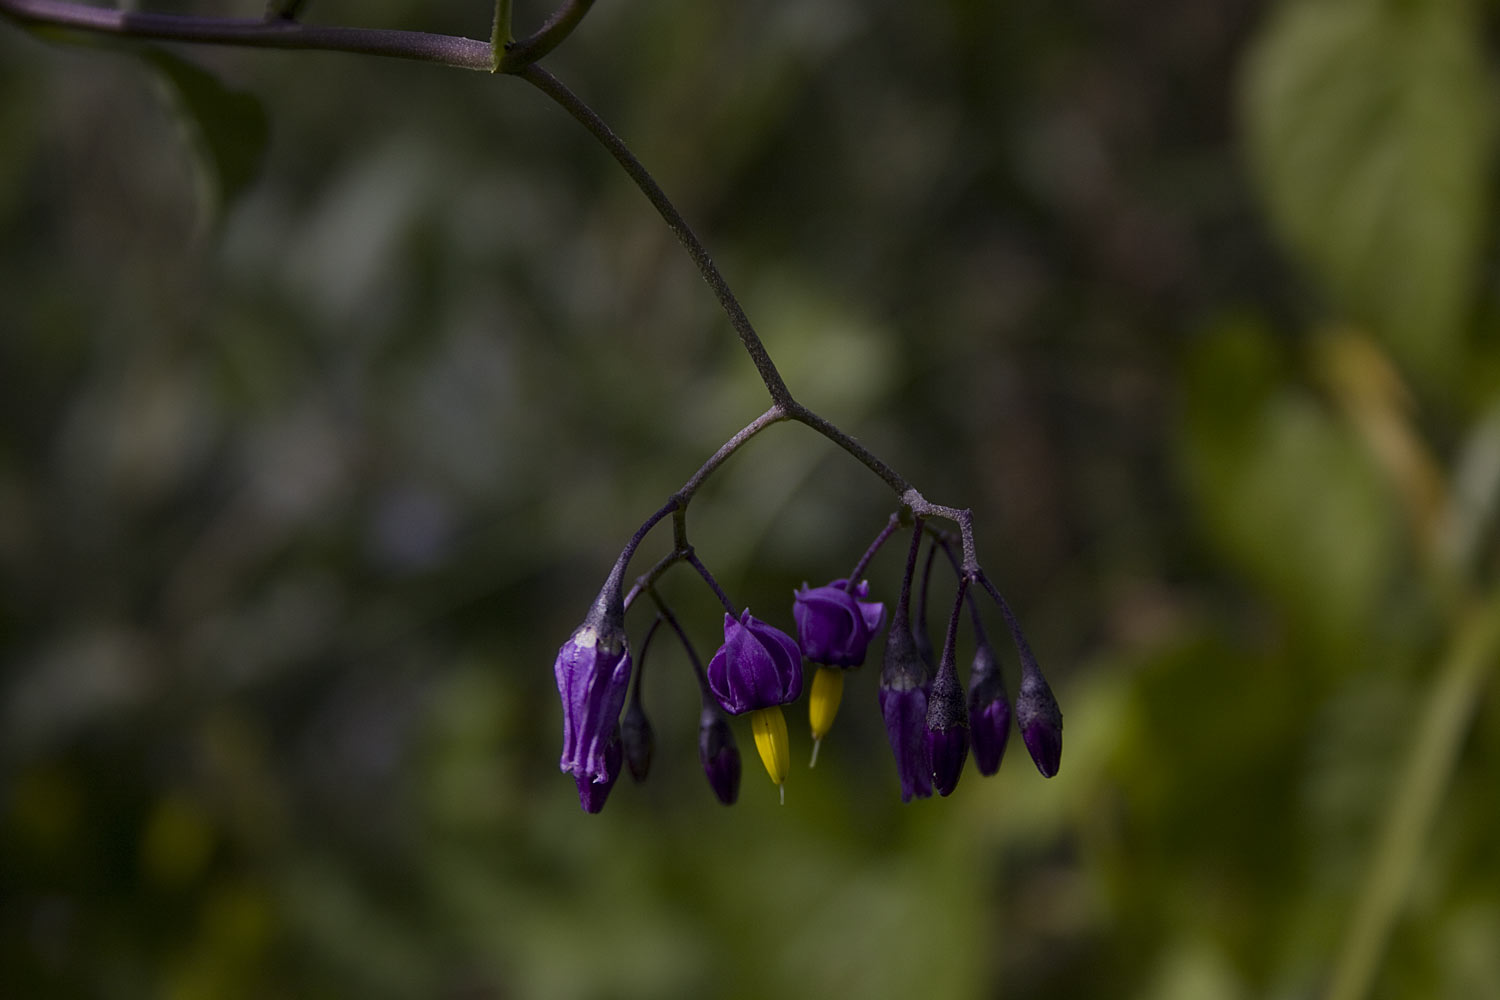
[1324,586,1500,1000]
[490,0,512,67]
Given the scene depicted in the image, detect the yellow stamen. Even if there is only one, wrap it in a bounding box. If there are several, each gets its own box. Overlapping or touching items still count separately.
[750,706,790,802]
[808,667,844,768]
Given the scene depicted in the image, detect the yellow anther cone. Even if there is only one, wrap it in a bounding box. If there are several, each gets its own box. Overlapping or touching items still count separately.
[750,706,790,804]
[808,667,844,768]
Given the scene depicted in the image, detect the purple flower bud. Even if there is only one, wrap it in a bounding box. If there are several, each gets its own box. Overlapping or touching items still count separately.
[793,579,887,667]
[1015,667,1063,778]
[698,706,742,805]
[878,625,932,803]
[967,641,1011,777]
[620,697,654,784]
[574,729,622,813]
[924,654,969,797]
[554,601,632,784]
[706,610,803,716]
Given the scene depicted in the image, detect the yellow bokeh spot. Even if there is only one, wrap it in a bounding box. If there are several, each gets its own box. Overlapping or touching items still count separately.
[750,706,790,802]
[141,794,215,887]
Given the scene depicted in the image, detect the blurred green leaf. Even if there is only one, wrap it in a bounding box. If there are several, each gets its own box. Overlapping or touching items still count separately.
[1242,0,1492,384]
[144,48,269,225]
[1180,321,1397,653]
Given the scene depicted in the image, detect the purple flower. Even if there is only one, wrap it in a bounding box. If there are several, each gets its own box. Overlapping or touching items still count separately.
[554,602,633,784]
[878,625,932,803]
[924,651,969,797]
[706,610,803,716]
[1015,666,1062,778]
[793,579,887,667]
[967,640,1011,777]
[698,706,742,805]
[573,729,623,813]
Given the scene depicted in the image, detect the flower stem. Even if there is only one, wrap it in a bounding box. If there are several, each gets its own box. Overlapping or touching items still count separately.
[0,0,493,69]
[688,553,737,617]
[499,0,595,70]
[518,63,795,409]
[845,513,903,591]
[893,519,925,631]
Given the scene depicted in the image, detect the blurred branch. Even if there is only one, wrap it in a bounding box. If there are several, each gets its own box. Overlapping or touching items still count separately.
[0,0,492,70]
[1317,329,1449,578]
[1325,585,1500,1000]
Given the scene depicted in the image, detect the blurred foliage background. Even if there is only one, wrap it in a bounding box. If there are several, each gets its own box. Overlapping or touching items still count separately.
[3,0,1500,997]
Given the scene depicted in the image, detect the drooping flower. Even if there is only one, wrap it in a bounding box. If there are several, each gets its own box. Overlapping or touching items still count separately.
[967,639,1011,776]
[707,609,802,800]
[554,592,632,785]
[797,579,886,765]
[698,705,742,805]
[793,579,886,667]
[706,610,803,715]
[878,623,932,803]
[1014,666,1062,778]
[574,729,623,813]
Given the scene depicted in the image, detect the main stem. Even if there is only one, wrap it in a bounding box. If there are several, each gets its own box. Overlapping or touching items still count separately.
[518,64,795,410]
[0,0,995,582]
[0,0,493,69]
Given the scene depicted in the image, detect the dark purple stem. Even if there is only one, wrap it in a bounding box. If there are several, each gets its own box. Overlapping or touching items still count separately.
[500,0,594,69]
[0,0,493,69]
[687,553,737,617]
[976,571,1042,677]
[844,513,903,593]
[647,589,715,706]
[893,519,926,631]
[928,527,990,644]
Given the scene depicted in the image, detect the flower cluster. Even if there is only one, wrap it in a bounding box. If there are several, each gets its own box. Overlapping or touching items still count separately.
[552,517,1063,812]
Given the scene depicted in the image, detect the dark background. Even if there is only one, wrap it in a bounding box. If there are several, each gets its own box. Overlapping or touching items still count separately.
[3,0,1499,996]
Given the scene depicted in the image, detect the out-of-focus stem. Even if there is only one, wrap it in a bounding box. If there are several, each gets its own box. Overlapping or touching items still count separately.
[1324,587,1500,1000]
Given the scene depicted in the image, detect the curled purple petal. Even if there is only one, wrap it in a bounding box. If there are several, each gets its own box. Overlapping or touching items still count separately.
[574,731,623,813]
[707,610,803,715]
[793,579,886,668]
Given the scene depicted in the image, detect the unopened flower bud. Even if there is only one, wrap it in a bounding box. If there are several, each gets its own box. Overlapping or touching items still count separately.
[966,640,1011,777]
[878,625,932,803]
[554,589,632,785]
[1014,666,1062,778]
[698,706,742,805]
[924,655,969,798]
[620,696,654,784]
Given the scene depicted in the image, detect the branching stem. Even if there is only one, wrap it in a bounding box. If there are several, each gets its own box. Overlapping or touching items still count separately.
[2,0,1010,648]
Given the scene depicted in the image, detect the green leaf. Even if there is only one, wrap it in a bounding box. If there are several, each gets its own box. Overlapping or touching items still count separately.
[144,49,270,226]
[1179,320,1398,657]
[1241,0,1493,385]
